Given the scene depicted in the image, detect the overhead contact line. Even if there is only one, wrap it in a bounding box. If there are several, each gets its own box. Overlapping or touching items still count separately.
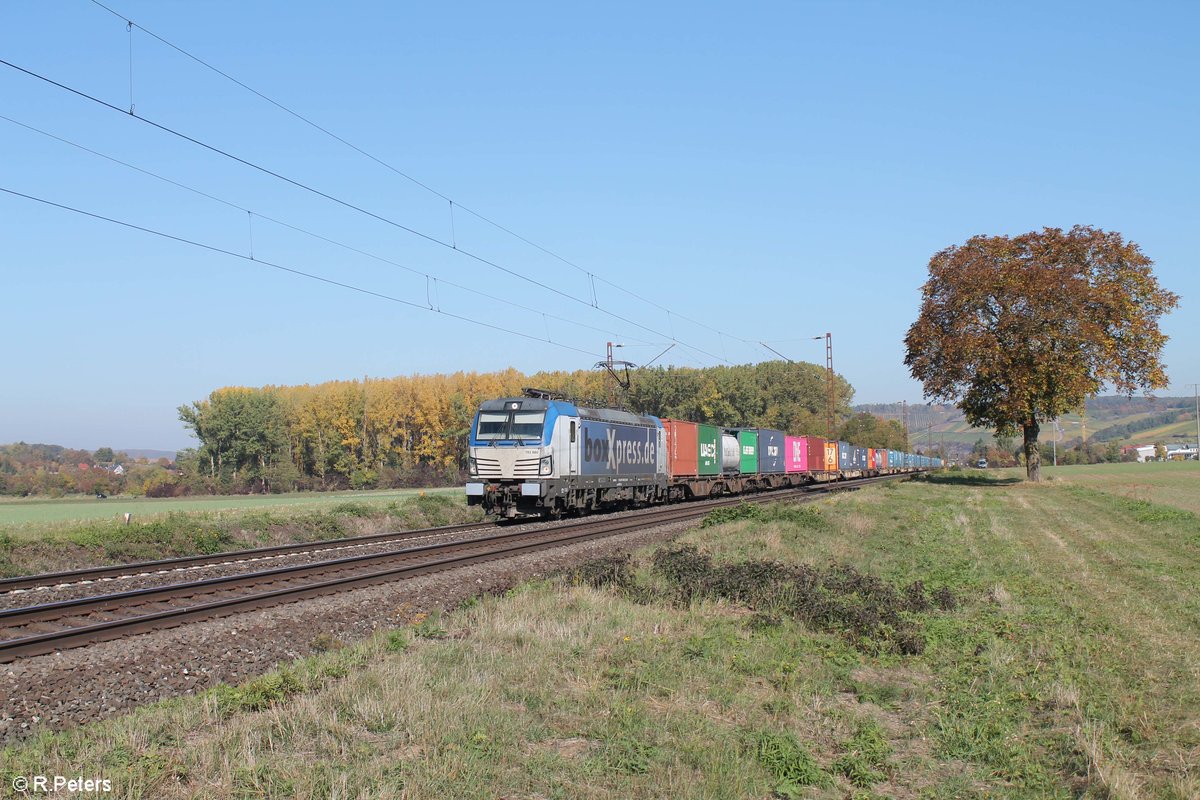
[0,185,601,357]
[0,113,662,348]
[86,1,762,359]
[0,57,731,366]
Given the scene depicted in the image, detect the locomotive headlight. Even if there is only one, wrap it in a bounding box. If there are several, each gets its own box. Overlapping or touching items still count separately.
[468,457,478,476]
[539,455,553,475]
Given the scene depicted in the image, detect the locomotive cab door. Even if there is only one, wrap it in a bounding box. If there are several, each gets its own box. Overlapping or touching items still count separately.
[568,419,578,473]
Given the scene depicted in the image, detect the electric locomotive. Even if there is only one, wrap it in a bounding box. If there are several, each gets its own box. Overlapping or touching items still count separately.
[465,394,666,518]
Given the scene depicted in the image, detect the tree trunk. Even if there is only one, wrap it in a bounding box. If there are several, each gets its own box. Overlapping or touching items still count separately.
[1024,421,1041,482]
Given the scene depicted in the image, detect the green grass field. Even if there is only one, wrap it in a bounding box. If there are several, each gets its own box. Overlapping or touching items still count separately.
[0,486,460,530]
[0,490,480,578]
[4,468,1198,798]
[1012,461,1200,515]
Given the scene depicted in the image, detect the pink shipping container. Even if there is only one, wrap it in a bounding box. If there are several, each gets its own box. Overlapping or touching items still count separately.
[784,436,808,472]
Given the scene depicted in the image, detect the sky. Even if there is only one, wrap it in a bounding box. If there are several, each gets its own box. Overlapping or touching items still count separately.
[1,1,1196,452]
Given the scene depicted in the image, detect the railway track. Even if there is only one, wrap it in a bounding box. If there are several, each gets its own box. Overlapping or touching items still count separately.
[0,520,495,595]
[0,473,910,663]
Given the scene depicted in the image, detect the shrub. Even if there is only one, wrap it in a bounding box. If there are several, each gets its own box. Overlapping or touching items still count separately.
[349,469,379,490]
[570,554,637,591]
[330,501,374,518]
[700,503,763,528]
[649,544,952,656]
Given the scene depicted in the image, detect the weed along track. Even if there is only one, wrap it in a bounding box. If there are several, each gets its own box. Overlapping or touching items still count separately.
[0,474,908,663]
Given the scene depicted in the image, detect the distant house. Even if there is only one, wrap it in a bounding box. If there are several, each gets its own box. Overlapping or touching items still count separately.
[1127,444,1198,462]
[1128,445,1157,462]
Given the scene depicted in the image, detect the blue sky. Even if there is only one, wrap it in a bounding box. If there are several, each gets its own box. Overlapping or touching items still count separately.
[1,1,1196,451]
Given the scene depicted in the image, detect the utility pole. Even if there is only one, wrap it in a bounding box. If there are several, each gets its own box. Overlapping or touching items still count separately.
[1189,384,1200,459]
[1052,418,1061,467]
[825,333,835,441]
[809,333,835,440]
[902,400,909,449]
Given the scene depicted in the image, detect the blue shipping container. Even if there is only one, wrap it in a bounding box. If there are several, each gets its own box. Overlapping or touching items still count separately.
[757,429,786,474]
[837,441,852,471]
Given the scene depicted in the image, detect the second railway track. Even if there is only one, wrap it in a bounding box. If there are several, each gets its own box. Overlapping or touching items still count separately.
[0,474,909,663]
[0,520,496,596]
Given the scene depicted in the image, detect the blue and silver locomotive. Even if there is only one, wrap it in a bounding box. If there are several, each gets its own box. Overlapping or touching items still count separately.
[465,396,667,518]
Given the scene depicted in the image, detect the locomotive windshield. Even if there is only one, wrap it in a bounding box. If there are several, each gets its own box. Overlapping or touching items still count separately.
[475,409,545,442]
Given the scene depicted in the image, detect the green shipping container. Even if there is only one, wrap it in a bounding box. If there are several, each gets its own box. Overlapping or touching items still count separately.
[738,430,758,474]
[698,424,720,475]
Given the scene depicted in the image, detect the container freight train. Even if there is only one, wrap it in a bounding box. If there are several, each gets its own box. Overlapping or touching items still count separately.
[465,395,941,519]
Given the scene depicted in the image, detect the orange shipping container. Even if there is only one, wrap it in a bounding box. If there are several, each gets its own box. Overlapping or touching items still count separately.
[823,441,838,472]
[662,418,699,477]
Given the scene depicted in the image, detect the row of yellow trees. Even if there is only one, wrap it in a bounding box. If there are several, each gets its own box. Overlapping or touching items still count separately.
[177,361,866,492]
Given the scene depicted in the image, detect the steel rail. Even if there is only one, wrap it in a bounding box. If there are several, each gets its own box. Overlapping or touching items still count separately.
[0,473,913,662]
[0,520,493,593]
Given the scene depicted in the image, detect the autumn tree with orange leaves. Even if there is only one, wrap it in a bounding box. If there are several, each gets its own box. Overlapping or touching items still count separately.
[904,226,1179,482]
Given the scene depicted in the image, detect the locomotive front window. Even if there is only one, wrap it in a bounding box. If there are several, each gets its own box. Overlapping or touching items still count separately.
[476,412,511,441]
[475,410,546,442]
[511,411,545,440]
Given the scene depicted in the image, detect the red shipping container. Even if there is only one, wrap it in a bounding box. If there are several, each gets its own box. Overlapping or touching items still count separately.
[877,449,888,469]
[662,418,699,477]
[806,437,827,472]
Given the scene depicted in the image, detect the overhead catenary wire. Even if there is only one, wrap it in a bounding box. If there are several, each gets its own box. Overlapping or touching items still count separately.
[0,56,731,366]
[84,1,761,351]
[0,185,603,358]
[125,19,134,114]
[0,112,662,348]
